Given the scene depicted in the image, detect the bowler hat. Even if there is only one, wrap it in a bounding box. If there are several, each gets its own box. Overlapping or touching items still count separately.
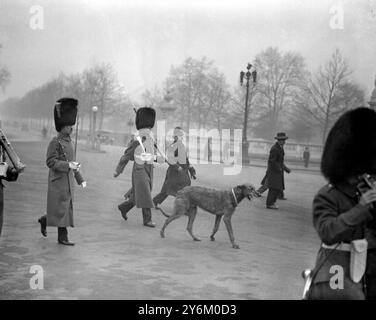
[274,132,288,140]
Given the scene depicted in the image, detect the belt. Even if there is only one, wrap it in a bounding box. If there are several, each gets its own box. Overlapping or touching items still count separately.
[322,242,351,252]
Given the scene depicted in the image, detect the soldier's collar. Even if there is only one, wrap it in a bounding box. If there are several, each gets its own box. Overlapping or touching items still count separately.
[57,132,71,142]
[334,182,358,198]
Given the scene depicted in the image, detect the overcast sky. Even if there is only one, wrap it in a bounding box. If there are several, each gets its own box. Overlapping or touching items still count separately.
[1,0,376,103]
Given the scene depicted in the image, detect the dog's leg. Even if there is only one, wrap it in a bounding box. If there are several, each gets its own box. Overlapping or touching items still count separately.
[210,215,222,241]
[223,215,239,249]
[187,207,200,241]
[160,214,181,238]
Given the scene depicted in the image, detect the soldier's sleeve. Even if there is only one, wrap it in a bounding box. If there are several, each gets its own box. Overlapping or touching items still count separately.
[0,154,18,182]
[46,138,70,172]
[313,188,373,245]
[283,163,291,173]
[115,140,138,175]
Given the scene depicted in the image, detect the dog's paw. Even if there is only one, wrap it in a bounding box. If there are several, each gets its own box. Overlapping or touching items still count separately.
[160,231,165,238]
[193,237,201,242]
[210,236,215,241]
[232,243,240,249]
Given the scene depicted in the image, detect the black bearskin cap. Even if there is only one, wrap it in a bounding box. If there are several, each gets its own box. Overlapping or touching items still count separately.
[54,98,78,132]
[321,107,376,184]
[135,107,156,130]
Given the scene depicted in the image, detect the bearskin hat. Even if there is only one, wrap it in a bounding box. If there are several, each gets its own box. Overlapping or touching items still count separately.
[54,98,78,132]
[321,107,376,184]
[135,106,156,130]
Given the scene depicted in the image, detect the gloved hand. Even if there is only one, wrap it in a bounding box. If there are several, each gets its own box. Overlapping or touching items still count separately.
[69,162,79,170]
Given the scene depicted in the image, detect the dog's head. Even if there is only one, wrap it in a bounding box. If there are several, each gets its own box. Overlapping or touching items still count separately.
[236,183,261,200]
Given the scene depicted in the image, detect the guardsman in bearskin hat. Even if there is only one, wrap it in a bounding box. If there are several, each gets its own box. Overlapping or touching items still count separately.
[37,98,80,245]
[153,126,196,209]
[305,107,376,299]
[114,106,161,227]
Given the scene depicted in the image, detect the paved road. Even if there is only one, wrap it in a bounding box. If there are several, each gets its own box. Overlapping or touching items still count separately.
[0,131,324,299]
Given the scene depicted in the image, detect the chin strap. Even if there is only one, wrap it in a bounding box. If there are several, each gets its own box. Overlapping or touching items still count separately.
[231,188,238,207]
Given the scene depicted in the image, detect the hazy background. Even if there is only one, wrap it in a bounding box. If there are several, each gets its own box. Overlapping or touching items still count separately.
[1,0,376,101]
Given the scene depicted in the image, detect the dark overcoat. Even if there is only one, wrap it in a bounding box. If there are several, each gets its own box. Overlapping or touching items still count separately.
[159,141,191,196]
[308,182,376,299]
[115,132,157,208]
[264,142,289,190]
[46,133,75,227]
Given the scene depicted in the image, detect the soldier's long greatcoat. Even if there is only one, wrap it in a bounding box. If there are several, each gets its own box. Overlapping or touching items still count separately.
[115,130,157,208]
[46,133,75,227]
[0,153,18,236]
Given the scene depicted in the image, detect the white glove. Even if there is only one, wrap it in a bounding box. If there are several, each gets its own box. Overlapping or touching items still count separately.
[69,162,79,170]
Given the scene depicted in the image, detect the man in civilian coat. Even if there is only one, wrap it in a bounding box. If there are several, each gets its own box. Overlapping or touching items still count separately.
[265,132,291,209]
[114,107,162,227]
[38,98,80,245]
[153,126,196,208]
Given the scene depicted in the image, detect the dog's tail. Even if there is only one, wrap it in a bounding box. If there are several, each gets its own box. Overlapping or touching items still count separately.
[155,206,171,218]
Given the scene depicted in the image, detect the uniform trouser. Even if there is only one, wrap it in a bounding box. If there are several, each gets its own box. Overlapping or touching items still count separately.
[266,188,281,206]
[366,249,376,299]
[153,192,168,205]
[0,187,4,237]
[118,200,152,224]
[39,215,69,241]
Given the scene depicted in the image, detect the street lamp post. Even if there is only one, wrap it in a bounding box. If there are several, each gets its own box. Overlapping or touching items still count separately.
[160,91,177,130]
[92,106,98,150]
[240,63,257,165]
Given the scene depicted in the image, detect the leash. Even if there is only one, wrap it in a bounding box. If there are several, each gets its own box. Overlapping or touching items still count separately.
[231,188,238,207]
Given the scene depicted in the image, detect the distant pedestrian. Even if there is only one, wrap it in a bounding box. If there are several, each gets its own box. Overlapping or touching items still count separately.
[42,126,48,139]
[303,146,310,168]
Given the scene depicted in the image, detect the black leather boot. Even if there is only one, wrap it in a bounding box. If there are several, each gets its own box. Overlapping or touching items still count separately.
[58,227,74,246]
[38,215,47,237]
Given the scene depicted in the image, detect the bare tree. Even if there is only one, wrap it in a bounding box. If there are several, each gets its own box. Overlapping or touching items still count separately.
[82,63,118,130]
[0,44,11,93]
[300,49,363,144]
[253,47,307,137]
[164,57,232,130]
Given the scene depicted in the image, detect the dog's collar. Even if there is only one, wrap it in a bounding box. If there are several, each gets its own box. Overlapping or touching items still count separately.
[231,188,238,207]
